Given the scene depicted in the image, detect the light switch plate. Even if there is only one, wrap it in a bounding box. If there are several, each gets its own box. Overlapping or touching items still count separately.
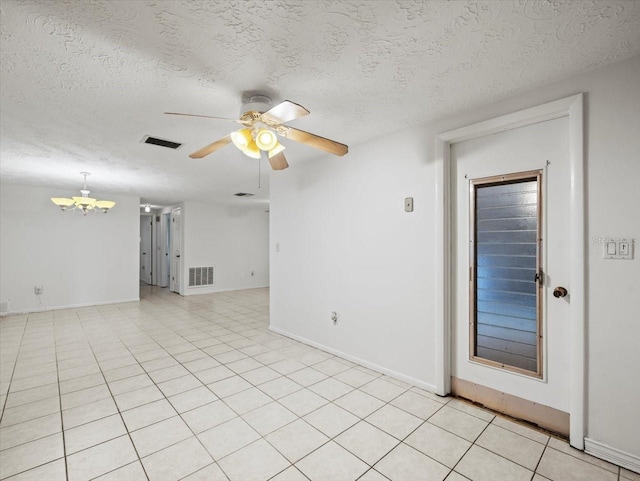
[602,238,634,260]
[405,197,414,212]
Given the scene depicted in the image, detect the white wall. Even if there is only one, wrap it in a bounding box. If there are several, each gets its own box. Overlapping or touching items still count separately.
[270,55,640,457]
[181,202,269,295]
[0,184,140,313]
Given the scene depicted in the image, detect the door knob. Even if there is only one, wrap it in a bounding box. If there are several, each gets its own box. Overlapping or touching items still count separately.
[553,287,568,298]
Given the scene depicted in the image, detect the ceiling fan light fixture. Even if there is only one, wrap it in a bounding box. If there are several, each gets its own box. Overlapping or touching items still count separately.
[255,128,277,151]
[268,142,285,158]
[243,140,262,159]
[231,128,253,150]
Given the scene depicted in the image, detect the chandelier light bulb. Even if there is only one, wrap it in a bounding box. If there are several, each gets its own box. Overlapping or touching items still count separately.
[255,129,278,151]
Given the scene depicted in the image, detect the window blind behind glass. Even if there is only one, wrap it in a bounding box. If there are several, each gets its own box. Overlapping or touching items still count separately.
[474,179,538,372]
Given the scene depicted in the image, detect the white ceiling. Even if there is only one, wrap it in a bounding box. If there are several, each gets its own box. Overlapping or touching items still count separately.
[1,0,639,207]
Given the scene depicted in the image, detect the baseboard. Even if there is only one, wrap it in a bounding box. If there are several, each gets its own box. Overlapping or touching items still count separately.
[182,285,270,296]
[585,438,640,474]
[0,298,141,317]
[268,325,438,393]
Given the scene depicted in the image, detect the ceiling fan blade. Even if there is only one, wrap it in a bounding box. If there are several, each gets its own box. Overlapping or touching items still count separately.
[165,112,249,124]
[189,135,232,158]
[261,101,310,125]
[280,126,348,156]
[268,151,289,170]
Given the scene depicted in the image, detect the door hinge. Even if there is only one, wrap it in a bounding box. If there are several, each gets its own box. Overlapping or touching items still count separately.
[535,268,544,286]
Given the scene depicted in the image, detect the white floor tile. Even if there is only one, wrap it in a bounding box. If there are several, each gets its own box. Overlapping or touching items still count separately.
[308,378,353,401]
[67,435,138,481]
[491,415,550,444]
[456,445,534,481]
[266,419,329,463]
[181,462,229,481]
[390,390,444,420]
[286,367,328,387]
[0,433,64,479]
[64,414,127,454]
[360,378,407,402]
[475,424,545,470]
[198,417,260,460]
[182,399,238,433]
[242,401,298,436]
[114,384,164,411]
[0,412,61,450]
[405,421,471,468]
[366,404,423,440]
[218,439,290,481]
[335,420,400,465]
[2,458,66,481]
[94,461,148,481]
[258,376,303,399]
[278,389,329,417]
[537,446,618,481]
[168,386,218,413]
[295,440,369,481]
[376,443,450,481]
[121,398,177,431]
[130,415,193,457]
[304,403,359,438]
[62,397,119,430]
[223,386,271,414]
[428,406,488,442]
[142,437,213,481]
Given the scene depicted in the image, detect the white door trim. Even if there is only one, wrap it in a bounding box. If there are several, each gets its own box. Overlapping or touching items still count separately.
[434,94,585,449]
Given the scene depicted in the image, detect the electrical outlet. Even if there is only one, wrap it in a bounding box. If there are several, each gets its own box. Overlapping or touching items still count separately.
[34,286,43,295]
[331,311,338,325]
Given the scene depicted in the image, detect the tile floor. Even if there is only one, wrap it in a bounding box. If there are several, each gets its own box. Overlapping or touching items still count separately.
[1,287,637,481]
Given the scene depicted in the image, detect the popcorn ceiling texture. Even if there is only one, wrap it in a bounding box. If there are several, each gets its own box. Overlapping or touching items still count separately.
[1,0,639,204]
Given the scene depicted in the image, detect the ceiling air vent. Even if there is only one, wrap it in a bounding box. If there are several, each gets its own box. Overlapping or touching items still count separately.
[141,135,183,150]
[234,193,254,197]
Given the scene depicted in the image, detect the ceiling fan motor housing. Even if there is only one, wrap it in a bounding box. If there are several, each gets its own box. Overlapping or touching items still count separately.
[240,95,272,117]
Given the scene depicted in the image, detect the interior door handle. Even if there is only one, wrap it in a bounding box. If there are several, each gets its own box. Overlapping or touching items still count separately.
[176,255,181,258]
[553,286,568,298]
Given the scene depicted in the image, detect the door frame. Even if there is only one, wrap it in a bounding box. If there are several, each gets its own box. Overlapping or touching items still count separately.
[434,94,585,449]
[140,213,154,285]
[170,207,182,294]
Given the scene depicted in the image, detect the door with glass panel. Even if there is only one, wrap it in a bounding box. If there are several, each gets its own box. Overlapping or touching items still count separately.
[451,117,571,429]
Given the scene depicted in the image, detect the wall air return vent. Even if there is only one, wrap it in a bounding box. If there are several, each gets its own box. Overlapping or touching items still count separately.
[141,135,183,150]
[234,193,254,197]
[188,267,214,288]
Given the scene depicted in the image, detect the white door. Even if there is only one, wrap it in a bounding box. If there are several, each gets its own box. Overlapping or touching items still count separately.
[452,117,571,419]
[140,215,152,285]
[170,208,181,293]
[159,212,171,288]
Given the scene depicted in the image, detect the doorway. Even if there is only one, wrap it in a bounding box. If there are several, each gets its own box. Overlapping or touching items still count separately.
[435,94,585,448]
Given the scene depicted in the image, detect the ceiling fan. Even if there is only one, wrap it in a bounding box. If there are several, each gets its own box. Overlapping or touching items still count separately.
[165,95,348,170]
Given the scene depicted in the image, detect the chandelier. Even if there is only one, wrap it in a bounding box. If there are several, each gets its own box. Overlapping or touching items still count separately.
[51,172,116,215]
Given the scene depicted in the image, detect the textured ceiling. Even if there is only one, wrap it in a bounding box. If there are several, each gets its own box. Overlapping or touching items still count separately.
[1,0,640,207]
